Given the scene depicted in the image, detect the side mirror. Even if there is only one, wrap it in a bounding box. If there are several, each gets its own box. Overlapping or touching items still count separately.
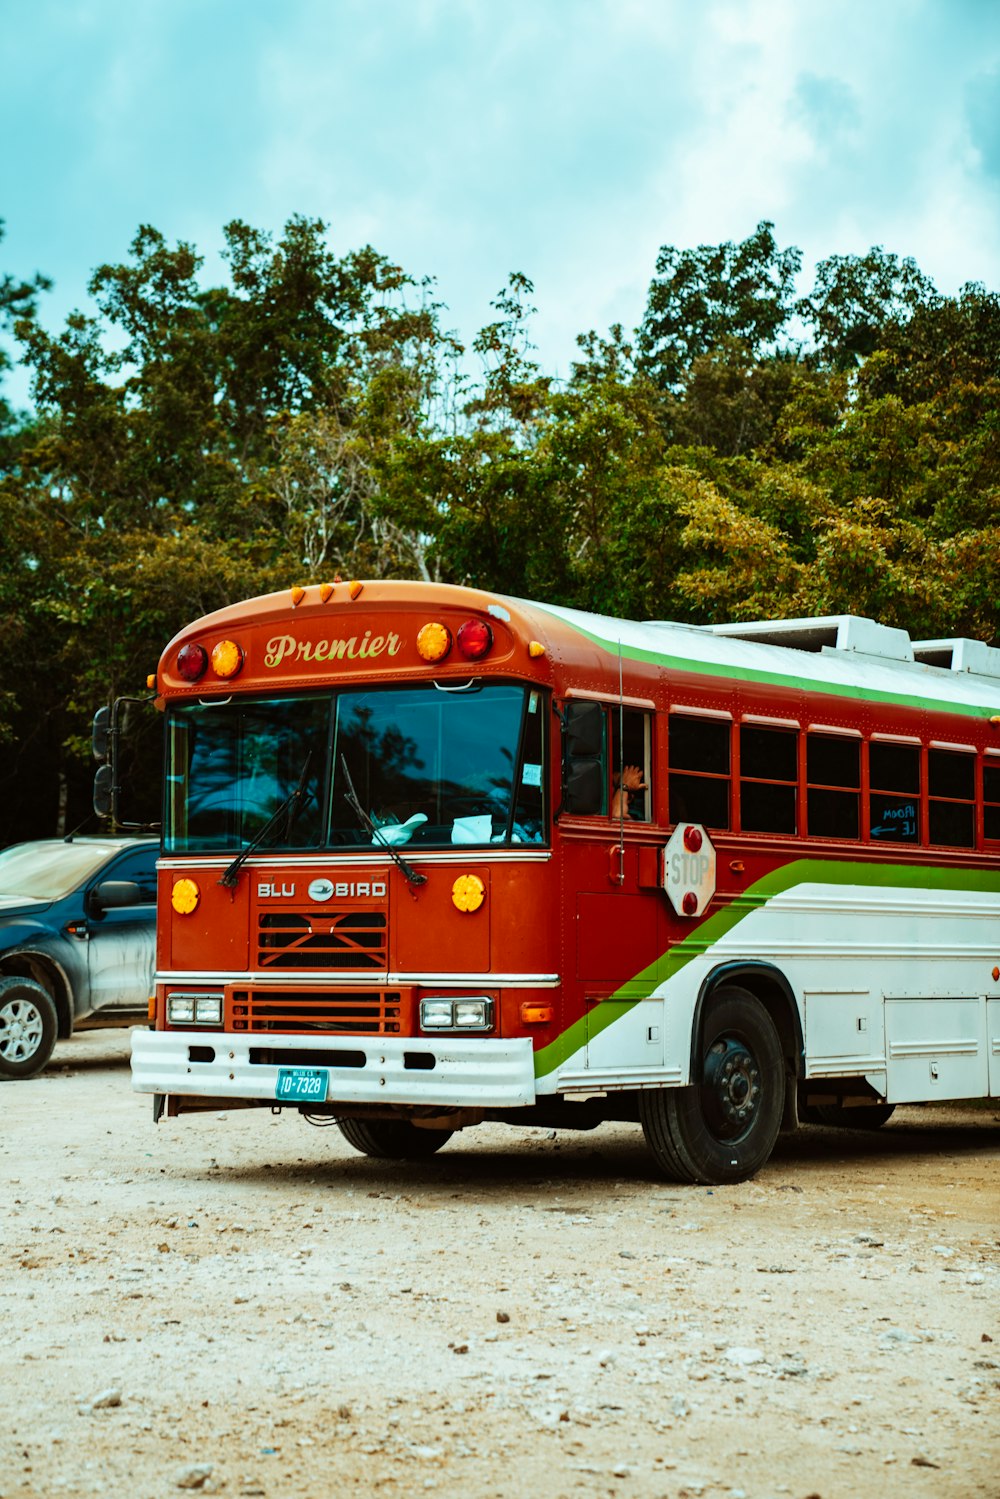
[560,700,606,815]
[89,693,161,831]
[563,759,604,812]
[564,700,604,757]
[93,763,114,819]
[92,706,111,762]
[92,879,143,911]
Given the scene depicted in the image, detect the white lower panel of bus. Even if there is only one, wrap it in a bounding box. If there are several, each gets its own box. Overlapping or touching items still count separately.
[131,1030,537,1109]
[561,881,1000,1102]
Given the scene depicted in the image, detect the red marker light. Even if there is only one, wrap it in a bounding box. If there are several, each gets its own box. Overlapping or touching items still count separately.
[683,825,703,852]
[682,891,698,916]
[457,619,493,660]
[177,643,208,682]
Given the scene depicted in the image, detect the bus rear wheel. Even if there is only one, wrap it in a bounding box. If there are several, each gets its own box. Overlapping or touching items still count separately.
[336,1117,454,1160]
[639,987,784,1185]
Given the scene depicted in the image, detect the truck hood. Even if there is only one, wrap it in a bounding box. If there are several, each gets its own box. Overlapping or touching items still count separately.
[0,895,53,917]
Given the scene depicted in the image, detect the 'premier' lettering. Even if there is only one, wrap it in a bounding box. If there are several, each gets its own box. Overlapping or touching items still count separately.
[264,632,402,669]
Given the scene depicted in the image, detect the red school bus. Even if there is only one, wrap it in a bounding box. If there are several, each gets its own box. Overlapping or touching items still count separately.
[127,580,1000,1184]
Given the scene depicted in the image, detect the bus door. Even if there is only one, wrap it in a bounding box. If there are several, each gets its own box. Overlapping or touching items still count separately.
[559,699,666,1071]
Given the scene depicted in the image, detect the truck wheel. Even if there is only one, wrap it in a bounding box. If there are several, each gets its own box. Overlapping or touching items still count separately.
[814,1102,895,1130]
[0,978,59,1080]
[336,1118,454,1160]
[640,986,784,1184]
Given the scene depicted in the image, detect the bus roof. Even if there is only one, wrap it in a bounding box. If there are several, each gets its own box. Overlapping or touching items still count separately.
[529,600,1000,718]
[159,582,1000,720]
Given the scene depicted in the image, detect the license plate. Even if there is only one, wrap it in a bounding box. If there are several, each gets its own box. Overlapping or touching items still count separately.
[275,1067,329,1102]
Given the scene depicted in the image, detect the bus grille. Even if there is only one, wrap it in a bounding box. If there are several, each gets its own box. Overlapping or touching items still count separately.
[256,909,388,970]
[230,988,405,1034]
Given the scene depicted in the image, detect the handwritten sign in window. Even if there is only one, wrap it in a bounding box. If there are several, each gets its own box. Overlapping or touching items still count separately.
[870,797,918,842]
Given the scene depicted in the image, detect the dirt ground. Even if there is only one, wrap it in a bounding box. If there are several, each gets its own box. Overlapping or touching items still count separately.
[1,1031,997,1499]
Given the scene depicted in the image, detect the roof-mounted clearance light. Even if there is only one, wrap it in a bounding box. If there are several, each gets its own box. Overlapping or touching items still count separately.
[417,622,452,662]
[457,619,493,661]
[177,643,208,683]
[211,639,244,680]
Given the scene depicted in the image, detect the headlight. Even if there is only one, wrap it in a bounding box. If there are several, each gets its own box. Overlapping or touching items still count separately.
[419,997,493,1032]
[167,992,223,1026]
[420,999,455,1029]
[454,1000,491,1028]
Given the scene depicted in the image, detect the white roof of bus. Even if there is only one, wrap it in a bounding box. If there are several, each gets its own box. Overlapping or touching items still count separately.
[530,603,1000,717]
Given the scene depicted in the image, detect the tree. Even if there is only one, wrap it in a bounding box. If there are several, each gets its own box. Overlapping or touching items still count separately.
[798,246,935,370]
[0,220,50,460]
[639,221,801,391]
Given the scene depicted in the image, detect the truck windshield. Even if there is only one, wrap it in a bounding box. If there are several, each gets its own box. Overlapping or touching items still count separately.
[164,683,546,854]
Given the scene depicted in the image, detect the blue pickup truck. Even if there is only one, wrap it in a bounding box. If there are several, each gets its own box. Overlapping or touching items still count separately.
[0,836,158,1079]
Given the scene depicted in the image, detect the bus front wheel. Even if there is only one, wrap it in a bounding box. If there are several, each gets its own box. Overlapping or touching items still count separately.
[639,987,784,1185]
[336,1117,454,1160]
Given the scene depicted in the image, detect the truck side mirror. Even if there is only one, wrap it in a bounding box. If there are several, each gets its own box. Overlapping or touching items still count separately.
[91,879,143,911]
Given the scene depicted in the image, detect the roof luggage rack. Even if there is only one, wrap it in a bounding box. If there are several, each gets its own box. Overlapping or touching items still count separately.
[912,638,1000,682]
[701,614,914,663]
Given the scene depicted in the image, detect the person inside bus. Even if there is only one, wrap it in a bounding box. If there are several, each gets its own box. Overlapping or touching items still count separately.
[611,764,647,819]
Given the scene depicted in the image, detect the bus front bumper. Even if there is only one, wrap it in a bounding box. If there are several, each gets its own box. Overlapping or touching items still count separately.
[131,1029,537,1109]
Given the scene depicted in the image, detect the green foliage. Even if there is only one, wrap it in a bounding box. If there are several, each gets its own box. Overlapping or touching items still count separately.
[639,221,802,391]
[797,245,935,369]
[0,217,996,843]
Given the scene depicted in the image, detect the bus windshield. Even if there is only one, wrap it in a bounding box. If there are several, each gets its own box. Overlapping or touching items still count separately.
[165,682,546,854]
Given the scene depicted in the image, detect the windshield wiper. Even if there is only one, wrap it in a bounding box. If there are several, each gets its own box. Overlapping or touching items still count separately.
[219,754,314,891]
[339,755,427,887]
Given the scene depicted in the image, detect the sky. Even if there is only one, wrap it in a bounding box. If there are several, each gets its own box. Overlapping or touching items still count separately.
[2,0,999,408]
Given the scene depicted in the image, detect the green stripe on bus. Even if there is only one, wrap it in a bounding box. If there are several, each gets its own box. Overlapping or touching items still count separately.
[532,859,1000,1079]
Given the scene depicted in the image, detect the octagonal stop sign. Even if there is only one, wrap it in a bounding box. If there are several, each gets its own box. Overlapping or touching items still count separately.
[663,823,716,917]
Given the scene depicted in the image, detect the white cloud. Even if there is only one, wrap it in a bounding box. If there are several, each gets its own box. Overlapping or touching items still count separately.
[2,0,999,401]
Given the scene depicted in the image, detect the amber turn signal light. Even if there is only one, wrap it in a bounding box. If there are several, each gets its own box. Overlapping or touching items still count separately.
[417,622,452,662]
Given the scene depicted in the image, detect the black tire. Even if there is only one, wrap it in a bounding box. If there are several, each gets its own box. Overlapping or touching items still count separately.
[336,1117,454,1160]
[640,986,785,1184]
[814,1102,896,1130]
[0,977,59,1080]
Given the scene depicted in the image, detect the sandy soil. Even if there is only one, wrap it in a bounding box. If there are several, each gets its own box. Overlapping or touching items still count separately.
[1,1030,998,1499]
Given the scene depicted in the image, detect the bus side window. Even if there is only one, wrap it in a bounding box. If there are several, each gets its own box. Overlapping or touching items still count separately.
[668,714,730,829]
[806,733,860,839]
[740,724,797,833]
[929,747,975,848]
[869,740,920,843]
[610,708,652,822]
[985,759,1000,843]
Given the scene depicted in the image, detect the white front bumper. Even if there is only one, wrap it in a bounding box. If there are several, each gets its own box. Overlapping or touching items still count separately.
[131,1029,537,1108]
